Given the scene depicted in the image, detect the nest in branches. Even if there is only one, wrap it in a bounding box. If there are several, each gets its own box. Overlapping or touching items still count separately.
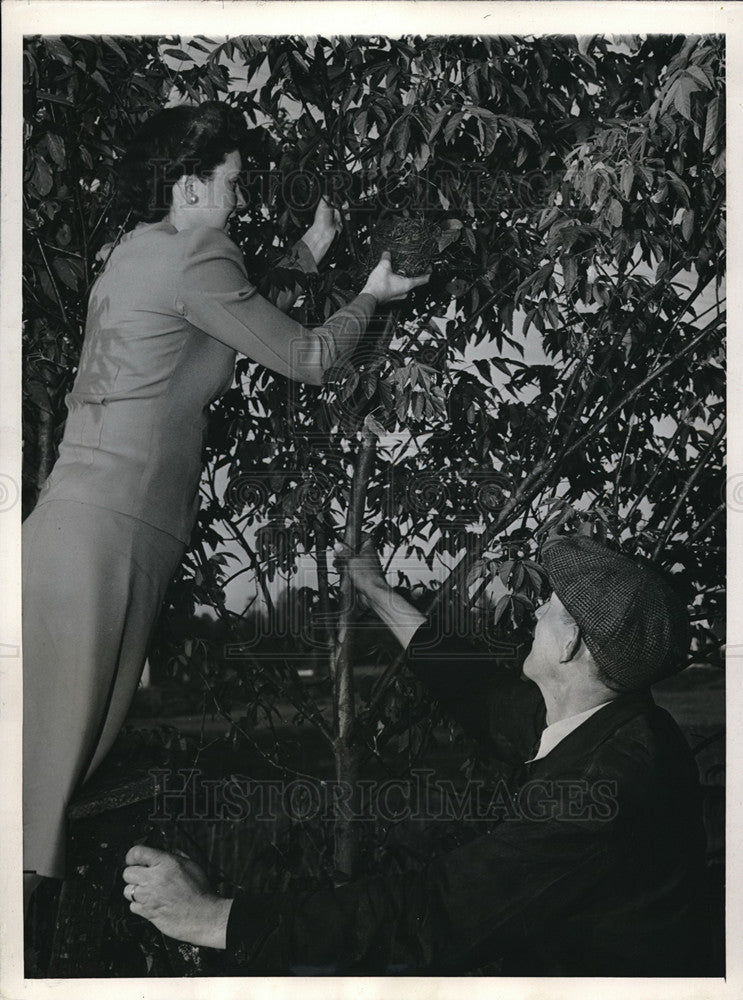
[350,216,441,283]
[370,217,440,276]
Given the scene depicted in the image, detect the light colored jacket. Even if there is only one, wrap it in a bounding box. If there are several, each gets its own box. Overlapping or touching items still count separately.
[37,221,376,542]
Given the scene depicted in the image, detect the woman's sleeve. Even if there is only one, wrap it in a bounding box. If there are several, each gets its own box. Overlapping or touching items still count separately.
[175,227,377,386]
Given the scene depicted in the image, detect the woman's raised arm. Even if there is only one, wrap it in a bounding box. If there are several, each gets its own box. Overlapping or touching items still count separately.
[177,229,427,386]
[260,198,341,313]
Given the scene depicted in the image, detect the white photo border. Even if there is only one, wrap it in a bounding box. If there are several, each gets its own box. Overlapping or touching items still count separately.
[1,3,738,998]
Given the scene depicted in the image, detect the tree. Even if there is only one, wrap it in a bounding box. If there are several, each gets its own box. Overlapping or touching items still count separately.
[23,33,725,885]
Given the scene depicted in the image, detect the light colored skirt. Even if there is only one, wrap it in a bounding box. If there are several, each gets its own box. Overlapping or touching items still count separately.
[22,499,186,879]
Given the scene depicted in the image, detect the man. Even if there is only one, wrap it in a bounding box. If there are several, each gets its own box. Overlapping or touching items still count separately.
[122,534,710,975]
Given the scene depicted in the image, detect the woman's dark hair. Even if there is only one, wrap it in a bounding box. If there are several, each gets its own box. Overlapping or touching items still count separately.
[116,102,249,223]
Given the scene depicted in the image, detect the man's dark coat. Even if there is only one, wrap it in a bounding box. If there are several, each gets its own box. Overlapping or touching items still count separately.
[224,619,709,976]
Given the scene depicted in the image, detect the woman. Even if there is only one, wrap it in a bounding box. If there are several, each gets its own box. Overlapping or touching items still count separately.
[23,102,428,908]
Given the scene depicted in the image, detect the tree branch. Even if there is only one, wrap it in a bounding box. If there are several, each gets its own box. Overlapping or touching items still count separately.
[564,317,722,462]
[623,400,703,525]
[359,317,723,734]
[686,501,724,547]
[651,418,725,561]
[34,235,69,329]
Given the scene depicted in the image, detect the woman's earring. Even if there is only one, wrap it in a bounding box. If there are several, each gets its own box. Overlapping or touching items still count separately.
[187,192,199,205]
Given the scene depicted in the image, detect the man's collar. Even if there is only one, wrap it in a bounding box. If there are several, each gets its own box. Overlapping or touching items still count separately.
[527,701,615,763]
[525,690,655,773]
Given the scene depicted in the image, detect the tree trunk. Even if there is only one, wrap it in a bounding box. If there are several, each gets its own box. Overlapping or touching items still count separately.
[313,517,333,680]
[331,427,378,880]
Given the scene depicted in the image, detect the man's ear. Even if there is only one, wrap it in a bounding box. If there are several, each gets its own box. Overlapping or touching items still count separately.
[558,622,582,664]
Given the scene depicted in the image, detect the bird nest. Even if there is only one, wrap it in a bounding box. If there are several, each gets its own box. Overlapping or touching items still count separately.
[366,216,441,277]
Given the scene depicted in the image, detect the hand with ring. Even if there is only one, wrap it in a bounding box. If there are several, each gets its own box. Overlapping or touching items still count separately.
[122,844,233,949]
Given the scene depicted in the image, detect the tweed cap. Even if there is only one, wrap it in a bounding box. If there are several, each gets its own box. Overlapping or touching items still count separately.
[541,536,690,691]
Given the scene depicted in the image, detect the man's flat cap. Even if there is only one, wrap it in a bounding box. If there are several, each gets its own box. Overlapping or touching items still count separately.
[542,535,691,691]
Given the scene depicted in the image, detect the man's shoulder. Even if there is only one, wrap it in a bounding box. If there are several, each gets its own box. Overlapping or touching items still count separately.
[543,696,697,787]
[583,697,700,799]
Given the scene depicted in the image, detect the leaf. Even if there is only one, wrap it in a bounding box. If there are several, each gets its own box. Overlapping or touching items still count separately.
[511,592,534,609]
[446,278,469,298]
[562,255,578,295]
[498,560,513,586]
[438,230,461,252]
[443,112,464,144]
[703,96,720,153]
[45,37,73,65]
[666,170,691,206]
[91,70,110,92]
[620,162,635,200]
[363,413,386,437]
[681,208,695,243]
[606,198,623,229]
[291,50,310,73]
[538,207,560,233]
[52,256,83,291]
[30,158,53,197]
[207,63,228,90]
[389,116,411,156]
[523,308,536,337]
[481,117,498,155]
[427,106,451,143]
[164,48,192,61]
[672,75,700,121]
[47,133,66,168]
[532,261,554,294]
[414,143,431,172]
[35,90,75,108]
[492,593,511,626]
[102,35,127,61]
[354,109,369,141]
[511,117,540,145]
[685,64,712,90]
[37,268,57,305]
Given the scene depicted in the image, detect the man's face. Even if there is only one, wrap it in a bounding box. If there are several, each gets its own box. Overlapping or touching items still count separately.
[522,592,574,683]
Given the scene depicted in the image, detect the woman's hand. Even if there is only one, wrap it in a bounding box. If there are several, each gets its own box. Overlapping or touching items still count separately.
[302,196,342,265]
[362,251,430,304]
[122,845,233,950]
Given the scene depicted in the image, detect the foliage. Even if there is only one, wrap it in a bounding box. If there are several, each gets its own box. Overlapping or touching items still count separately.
[185,34,725,678]
[23,33,725,889]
